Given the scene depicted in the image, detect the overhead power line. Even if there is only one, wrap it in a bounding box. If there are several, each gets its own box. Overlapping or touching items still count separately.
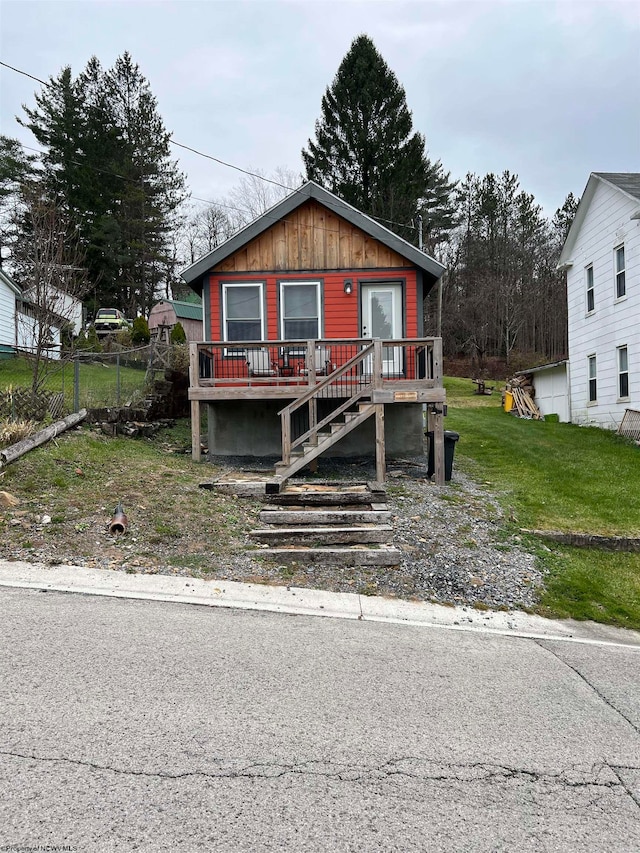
[0,59,418,235]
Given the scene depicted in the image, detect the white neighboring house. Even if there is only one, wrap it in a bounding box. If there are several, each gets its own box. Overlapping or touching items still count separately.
[0,268,21,359]
[16,296,64,360]
[558,172,640,429]
[23,284,84,336]
[0,271,78,362]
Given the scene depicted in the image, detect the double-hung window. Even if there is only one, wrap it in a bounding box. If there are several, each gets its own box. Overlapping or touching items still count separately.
[279,281,321,340]
[618,346,629,399]
[586,265,594,313]
[588,354,597,403]
[615,245,626,299]
[222,282,265,349]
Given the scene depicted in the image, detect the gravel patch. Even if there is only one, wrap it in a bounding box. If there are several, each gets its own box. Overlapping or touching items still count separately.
[0,439,543,611]
[196,454,544,611]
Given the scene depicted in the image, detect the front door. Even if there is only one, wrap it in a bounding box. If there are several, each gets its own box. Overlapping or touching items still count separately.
[361,283,403,376]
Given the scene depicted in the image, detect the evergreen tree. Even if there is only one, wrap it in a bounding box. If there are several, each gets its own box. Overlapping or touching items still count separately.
[17,54,186,317]
[302,35,455,243]
[102,53,186,316]
[0,135,37,266]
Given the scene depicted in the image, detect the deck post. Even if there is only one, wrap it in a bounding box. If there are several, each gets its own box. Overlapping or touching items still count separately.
[189,343,201,461]
[375,403,385,484]
[432,408,445,485]
[433,338,445,485]
[432,337,443,385]
[307,340,318,445]
[373,340,386,482]
[281,411,291,466]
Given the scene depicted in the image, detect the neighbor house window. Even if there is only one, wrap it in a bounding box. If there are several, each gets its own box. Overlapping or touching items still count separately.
[279,281,321,339]
[615,245,626,299]
[618,346,629,399]
[586,265,594,313]
[222,282,265,344]
[588,354,597,403]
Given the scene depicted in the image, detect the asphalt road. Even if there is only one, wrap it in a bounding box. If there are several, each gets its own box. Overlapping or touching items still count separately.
[1,587,639,852]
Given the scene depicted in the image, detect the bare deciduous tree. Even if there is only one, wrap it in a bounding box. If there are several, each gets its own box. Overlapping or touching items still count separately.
[10,183,89,392]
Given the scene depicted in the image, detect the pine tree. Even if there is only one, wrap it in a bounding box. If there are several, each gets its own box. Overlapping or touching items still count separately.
[17,54,186,317]
[101,53,186,316]
[0,135,37,266]
[302,34,455,244]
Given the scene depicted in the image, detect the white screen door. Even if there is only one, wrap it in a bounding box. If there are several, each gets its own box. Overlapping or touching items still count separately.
[361,283,403,376]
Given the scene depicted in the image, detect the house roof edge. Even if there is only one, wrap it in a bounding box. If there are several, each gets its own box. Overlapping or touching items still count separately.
[180,181,446,287]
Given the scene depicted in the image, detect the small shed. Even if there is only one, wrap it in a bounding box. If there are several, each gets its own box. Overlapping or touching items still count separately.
[516,361,569,422]
[148,298,203,343]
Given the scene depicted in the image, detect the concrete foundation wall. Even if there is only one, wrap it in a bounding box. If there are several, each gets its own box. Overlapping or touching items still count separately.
[206,401,424,458]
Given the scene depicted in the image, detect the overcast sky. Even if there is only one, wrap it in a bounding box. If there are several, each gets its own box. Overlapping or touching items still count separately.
[1,0,639,218]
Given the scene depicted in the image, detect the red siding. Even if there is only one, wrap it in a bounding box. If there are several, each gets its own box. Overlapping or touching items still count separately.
[207,269,419,340]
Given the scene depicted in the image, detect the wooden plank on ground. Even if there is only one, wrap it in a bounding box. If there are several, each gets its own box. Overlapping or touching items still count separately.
[259,545,402,567]
[268,490,382,506]
[259,509,391,525]
[249,525,393,545]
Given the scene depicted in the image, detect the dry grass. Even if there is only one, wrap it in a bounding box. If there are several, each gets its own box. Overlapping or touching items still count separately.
[0,419,36,448]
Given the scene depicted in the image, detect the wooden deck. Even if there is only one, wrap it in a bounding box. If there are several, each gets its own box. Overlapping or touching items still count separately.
[188,337,447,483]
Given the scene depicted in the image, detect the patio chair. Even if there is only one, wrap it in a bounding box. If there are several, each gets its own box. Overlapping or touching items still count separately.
[245,348,278,377]
[299,345,333,377]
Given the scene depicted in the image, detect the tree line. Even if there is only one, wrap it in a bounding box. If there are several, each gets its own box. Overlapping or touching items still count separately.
[1,37,578,368]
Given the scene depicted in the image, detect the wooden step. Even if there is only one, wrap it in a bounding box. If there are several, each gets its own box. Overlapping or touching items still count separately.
[249,524,393,545]
[267,486,386,506]
[274,404,378,484]
[259,545,402,567]
[259,508,391,526]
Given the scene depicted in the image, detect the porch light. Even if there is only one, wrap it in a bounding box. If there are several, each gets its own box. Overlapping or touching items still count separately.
[343,279,353,295]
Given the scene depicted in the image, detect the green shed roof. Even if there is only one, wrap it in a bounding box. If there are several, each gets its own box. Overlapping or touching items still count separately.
[169,299,202,321]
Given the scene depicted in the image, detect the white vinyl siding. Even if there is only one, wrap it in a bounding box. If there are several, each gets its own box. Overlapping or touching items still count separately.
[0,277,17,349]
[565,178,640,428]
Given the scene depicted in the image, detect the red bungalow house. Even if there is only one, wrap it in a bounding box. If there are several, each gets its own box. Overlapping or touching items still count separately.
[182,181,447,485]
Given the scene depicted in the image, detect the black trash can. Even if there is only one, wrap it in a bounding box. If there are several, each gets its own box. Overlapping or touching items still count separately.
[427,430,460,481]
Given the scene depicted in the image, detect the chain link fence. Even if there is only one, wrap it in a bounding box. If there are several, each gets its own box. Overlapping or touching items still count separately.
[1,342,182,421]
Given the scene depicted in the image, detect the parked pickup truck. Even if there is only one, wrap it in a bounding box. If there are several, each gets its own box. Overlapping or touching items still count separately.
[94,308,133,336]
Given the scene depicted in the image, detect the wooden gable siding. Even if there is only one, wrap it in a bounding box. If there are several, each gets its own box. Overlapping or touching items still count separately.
[212,200,413,273]
[208,269,419,340]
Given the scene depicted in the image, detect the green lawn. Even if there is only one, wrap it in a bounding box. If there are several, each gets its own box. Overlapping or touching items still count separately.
[445,376,640,630]
[0,355,149,412]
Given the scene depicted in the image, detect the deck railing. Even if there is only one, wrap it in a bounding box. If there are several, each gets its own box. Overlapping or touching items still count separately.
[188,337,443,396]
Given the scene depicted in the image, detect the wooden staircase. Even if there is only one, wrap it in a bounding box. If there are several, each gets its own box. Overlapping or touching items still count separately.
[249,482,402,567]
[274,400,377,482]
[272,341,386,492]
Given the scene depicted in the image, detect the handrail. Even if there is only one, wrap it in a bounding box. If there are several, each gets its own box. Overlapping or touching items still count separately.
[290,385,373,451]
[277,342,375,418]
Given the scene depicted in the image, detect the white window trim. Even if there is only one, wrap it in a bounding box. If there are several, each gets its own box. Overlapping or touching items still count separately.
[587,354,597,405]
[614,244,626,301]
[585,264,594,315]
[617,345,630,401]
[278,280,323,341]
[222,281,266,351]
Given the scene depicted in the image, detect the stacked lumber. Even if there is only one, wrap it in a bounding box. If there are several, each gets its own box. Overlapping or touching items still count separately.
[505,376,543,420]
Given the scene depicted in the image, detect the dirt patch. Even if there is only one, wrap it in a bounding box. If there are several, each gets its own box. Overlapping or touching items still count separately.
[0,425,542,610]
